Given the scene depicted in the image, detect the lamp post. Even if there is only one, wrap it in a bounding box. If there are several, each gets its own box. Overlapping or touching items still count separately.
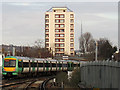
[95,41,98,61]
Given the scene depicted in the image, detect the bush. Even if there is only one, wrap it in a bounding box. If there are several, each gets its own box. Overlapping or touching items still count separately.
[68,68,81,87]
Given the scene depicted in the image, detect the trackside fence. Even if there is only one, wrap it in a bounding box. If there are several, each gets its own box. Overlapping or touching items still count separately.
[80,60,120,89]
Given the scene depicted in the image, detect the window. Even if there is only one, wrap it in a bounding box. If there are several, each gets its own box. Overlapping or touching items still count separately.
[46,43,49,47]
[52,63,56,67]
[55,39,59,42]
[34,62,37,67]
[4,60,16,67]
[70,24,74,27]
[60,24,64,28]
[60,39,64,42]
[45,14,49,18]
[70,29,74,32]
[70,48,74,51]
[55,19,59,23]
[45,34,49,37]
[60,19,64,23]
[55,24,59,28]
[54,10,56,12]
[38,63,43,67]
[55,29,59,32]
[23,62,29,67]
[60,44,64,47]
[70,19,74,23]
[70,34,74,37]
[55,44,59,47]
[45,29,49,32]
[60,48,64,52]
[55,29,64,32]
[60,29,64,32]
[60,34,64,37]
[55,48,59,52]
[60,14,64,18]
[55,14,59,18]
[46,39,49,42]
[70,38,74,42]
[55,39,64,42]
[63,10,65,12]
[70,14,74,18]
[55,43,64,47]
[31,62,34,67]
[70,43,74,47]
[45,19,49,23]
[45,24,49,28]
[55,34,59,37]
[45,63,50,67]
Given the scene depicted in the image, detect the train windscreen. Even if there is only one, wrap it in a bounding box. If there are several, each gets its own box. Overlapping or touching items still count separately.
[4,59,16,67]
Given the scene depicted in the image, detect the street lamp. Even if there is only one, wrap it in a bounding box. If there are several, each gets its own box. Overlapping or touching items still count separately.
[95,41,98,61]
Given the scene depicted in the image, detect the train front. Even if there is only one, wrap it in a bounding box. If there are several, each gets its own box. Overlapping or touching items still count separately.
[2,56,18,77]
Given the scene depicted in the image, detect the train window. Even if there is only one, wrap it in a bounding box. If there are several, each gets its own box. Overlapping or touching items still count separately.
[63,64,67,67]
[18,62,22,67]
[4,60,16,67]
[34,62,37,67]
[45,63,50,67]
[38,63,43,67]
[31,62,34,67]
[52,63,56,67]
[57,63,62,67]
[23,62,29,67]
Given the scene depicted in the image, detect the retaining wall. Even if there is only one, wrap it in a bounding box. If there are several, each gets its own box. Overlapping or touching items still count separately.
[80,60,120,89]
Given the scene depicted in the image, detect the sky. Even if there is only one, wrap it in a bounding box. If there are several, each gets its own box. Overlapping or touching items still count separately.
[1,2,118,50]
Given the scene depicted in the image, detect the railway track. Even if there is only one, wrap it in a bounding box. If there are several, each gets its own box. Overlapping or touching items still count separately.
[40,77,55,90]
[1,77,55,90]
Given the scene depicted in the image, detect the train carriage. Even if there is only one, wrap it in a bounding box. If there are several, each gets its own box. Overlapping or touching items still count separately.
[2,56,81,77]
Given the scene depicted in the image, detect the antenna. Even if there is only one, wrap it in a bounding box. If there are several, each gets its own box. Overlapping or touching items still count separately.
[81,21,83,37]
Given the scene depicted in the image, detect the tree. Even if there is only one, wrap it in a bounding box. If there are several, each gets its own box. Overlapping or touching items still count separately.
[97,38,117,60]
[34,39,52,58]
[79,32,95,53]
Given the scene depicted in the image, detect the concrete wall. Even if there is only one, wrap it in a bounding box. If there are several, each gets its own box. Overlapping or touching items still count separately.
[80,60,120,89]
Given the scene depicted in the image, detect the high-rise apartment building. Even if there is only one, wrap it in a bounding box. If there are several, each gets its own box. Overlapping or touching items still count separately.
[45,7,74,56]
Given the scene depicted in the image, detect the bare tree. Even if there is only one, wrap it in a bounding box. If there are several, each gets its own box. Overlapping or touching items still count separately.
[79,32,95,53]
[34,39,52,58]
[34,39,44,49]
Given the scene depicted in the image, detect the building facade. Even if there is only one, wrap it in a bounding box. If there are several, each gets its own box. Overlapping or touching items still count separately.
[45,7,74,56]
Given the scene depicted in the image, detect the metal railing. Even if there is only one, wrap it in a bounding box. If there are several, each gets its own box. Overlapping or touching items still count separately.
[80,60,120,89]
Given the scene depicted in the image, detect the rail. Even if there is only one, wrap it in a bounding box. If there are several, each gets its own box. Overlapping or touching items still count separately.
[40,77,55,90]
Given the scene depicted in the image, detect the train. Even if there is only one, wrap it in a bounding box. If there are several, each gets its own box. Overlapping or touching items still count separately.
[2,56,80,78]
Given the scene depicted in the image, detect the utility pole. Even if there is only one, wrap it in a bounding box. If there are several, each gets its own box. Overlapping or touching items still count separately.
[13,47,15,56]
[95,41,98,61]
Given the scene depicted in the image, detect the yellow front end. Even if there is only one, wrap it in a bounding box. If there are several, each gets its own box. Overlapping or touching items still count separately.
[3,57,17,76]
[4,67,16,72]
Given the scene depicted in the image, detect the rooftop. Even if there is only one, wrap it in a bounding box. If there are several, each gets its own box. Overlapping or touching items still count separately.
[46,7,73,12]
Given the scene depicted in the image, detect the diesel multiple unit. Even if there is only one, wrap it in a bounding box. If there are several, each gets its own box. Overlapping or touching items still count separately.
[2,56,80,77]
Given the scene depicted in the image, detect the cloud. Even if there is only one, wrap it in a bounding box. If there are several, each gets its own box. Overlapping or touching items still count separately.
[10,3,31,6]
